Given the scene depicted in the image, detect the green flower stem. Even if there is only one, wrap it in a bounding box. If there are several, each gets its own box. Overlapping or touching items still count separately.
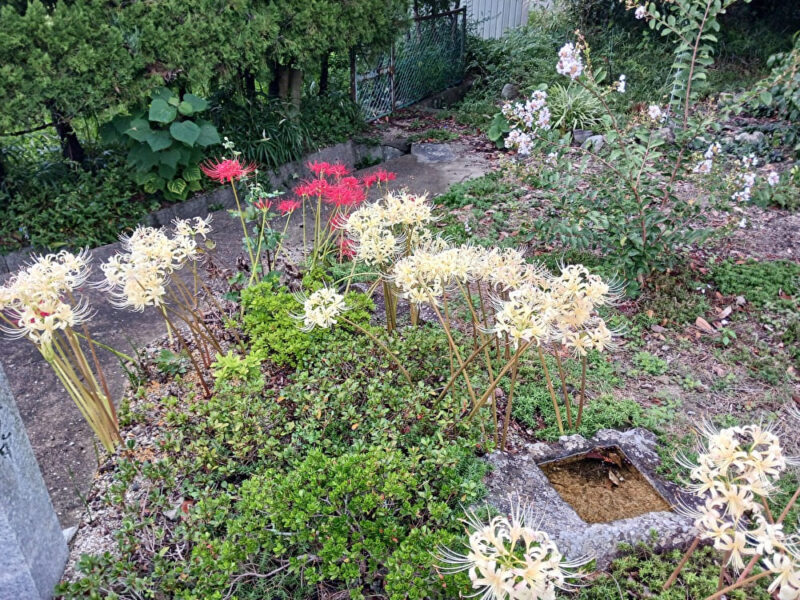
[160,309,211,398]
[576,354,587,428]
[248,206,271,286]
[467,342,530,421]
[436,339,492,403]
[340,317,413,387]
[230,180,255,270]
[554,348,573,429]
[537,346,565,435]
[430,301,478,409]
[500,358,519,450]
[272,214,294,268]
[72,332,136,365]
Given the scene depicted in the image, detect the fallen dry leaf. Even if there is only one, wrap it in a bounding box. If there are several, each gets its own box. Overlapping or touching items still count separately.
[695,316,716,334]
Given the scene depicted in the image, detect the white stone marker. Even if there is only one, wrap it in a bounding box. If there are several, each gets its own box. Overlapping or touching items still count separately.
[0,364,68,599]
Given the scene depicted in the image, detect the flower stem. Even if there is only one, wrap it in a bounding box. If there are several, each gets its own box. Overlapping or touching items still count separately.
[663,536,699,590]
[467,342,531,421]
[702,571,772,600]
[576,354,587,428]
[554,347,573,429]
[537,346,564,435]
[500,359,519,450]
[231,181,255,270]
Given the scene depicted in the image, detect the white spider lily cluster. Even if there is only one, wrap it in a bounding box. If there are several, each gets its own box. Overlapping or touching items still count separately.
[493,264,619,352]
[295,288,347,331]
[439,499,590,600]
[647,104,665,122]
[100,217,211,310]
[502,91,551,155]
[556,42,584,80]
[692,142,722,174]
[344,191,434,266]
[679,423,800,597]
[730,154,759,202]
[0,249,93,345]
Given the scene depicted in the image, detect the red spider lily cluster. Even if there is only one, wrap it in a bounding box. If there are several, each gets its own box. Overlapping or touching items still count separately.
[293,162,396,209]
[308,161,351,179]
[200,158,257,183]
[361,169,397,189]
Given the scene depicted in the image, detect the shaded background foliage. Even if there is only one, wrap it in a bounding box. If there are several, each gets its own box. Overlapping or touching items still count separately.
[0,0,456,253]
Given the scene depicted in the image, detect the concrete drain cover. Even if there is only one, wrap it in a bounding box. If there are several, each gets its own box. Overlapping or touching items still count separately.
[484,428,695,568]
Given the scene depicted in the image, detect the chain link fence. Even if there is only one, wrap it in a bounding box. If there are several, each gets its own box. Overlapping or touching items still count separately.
[354,8,467,121]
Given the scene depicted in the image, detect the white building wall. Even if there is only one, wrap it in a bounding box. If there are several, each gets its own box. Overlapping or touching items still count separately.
[464,0,530,39]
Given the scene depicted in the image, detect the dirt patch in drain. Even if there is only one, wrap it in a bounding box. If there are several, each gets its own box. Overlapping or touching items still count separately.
[539,446,671,524]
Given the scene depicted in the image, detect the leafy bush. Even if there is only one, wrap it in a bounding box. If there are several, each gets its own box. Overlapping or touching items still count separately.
[101,87,220,201]
[241,281,373,368]
[223,449,438,591]
[0,151,157,253]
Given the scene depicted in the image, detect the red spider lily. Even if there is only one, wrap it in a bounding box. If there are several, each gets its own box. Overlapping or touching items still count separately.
[361,173,379,188]
[323,181,365,207]
[253,198,272,211]
[277,199,301,215]
[325,163,351,179]
[375,169,396,183]
[308,161,331,177]
[307,161,351,179]
[339,176,360,187]
[294,179,330,198]
[201,158,257,183]
[339,238,356,259]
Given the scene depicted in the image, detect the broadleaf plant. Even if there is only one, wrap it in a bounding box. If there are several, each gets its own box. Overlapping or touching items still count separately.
[101,87,221,201]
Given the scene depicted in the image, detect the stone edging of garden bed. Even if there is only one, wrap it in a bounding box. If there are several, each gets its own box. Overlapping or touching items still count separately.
[0,137,410,275]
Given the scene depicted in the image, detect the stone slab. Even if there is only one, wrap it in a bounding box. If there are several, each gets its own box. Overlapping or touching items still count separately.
[410,143,456,164]
[0,364,67,599]
[484,428,695,568]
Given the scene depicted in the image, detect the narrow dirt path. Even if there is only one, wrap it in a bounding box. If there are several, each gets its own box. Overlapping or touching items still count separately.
[0,141,491,527]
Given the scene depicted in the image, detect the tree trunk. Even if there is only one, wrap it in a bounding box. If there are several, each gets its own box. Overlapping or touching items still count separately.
[319,53,330,95]
[277,66,290,100]
[289,68,303,108]
[268,61,281,97]
[243,70,257,100]
[47,103,85,163]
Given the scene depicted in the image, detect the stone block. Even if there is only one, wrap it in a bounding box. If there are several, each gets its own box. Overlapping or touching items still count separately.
[0,364,68,599]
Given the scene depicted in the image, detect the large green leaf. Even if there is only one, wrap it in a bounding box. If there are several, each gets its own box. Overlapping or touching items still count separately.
[159,149,181,169]
[196,122,221,147]
[169,120,201,146]
[151,87,174,102]
[158,162,177,180]
[128,144,160,172]
[182,93,209,113]
[146,129,173,152]
[124,118,152,142]
[177,100,195,116]
[149,98,177,124]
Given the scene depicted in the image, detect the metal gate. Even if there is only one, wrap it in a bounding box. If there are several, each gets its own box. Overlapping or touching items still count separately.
[353,8,467,121]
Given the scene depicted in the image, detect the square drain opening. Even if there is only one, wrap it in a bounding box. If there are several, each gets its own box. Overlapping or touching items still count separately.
[538,446,671,524]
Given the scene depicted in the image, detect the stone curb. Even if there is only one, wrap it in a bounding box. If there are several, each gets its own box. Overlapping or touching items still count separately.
[0,140,408,276]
